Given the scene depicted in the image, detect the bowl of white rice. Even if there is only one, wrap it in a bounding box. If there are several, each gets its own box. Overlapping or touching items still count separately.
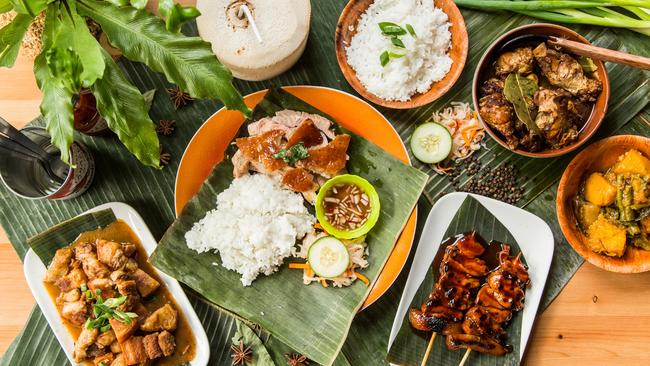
[335,0,468,109]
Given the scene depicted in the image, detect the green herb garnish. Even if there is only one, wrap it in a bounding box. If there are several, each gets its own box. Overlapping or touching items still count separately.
[378,22,407,36]
[577,56,598,73]
[388,52,406,59]
[273,142,310,165]
[80,283,87,292]
[380,51,390,67]
[406,23,417,37]
[83,293,138,330]
[391,36,405,48]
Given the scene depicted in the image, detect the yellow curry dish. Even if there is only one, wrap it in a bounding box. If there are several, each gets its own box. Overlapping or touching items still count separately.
[43,220,196,366]
[575,149,650,257]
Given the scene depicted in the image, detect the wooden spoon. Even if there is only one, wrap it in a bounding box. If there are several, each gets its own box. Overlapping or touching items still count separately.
[548,36,650,70]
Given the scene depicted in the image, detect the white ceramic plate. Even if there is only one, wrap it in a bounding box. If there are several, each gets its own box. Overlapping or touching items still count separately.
[388,192,554,360]
[23,202,210,366]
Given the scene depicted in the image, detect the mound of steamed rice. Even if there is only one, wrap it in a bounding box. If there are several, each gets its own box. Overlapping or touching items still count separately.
[185,174,315,286]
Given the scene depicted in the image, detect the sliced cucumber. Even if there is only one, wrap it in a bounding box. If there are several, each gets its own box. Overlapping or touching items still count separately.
[410,122,452,164]
[307,237,350,278]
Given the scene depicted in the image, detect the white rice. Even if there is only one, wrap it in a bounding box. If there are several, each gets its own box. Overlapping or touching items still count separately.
[345,0,452,101]
[185,174,315,286]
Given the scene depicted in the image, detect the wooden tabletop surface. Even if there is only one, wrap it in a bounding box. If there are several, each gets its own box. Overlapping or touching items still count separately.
[2,53,650,366]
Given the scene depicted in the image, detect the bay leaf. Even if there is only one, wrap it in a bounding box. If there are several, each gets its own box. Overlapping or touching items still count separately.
[503,73,542,135]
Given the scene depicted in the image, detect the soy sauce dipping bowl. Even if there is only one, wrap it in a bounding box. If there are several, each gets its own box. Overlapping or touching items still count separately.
[472,23,610,158]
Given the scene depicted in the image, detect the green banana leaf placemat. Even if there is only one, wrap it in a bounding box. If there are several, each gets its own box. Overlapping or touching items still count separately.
[148,86,428,365]
[1,1,649,364]
[387,196,526,366]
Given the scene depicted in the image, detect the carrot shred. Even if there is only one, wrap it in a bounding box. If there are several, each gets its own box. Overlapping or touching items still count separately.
[289,263,310,270]
[355,272,370,285]
[320,279,329,288]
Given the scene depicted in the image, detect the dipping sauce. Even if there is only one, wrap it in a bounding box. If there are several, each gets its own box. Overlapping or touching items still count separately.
[322,183,372,231]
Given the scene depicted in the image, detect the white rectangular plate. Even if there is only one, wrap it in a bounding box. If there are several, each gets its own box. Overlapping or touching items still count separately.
[24,202,210,366]
[388,192,554,360]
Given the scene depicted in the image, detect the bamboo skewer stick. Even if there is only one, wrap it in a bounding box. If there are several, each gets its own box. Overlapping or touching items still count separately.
[459,349,472,366]
[419,332,437,366]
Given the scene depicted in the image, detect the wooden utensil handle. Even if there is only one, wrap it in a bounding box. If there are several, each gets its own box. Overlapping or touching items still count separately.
[548,36,650,71]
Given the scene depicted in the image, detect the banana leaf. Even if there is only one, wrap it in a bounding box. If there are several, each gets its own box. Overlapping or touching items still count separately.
[149,86,429,366]
[1,3,650,365]
[387,196,525,366]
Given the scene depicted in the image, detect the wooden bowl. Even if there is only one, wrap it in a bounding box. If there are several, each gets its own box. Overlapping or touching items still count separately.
[557,135,650,273]
[473,23,610,158]
[334,0,468,109]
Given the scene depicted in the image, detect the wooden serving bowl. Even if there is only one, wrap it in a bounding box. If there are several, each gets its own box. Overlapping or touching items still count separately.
[334,0,468,109]
[557,135,650,273]
[473,23,610,158]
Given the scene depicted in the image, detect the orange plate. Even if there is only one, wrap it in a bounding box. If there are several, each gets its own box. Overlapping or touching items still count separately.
[174,86,417,309]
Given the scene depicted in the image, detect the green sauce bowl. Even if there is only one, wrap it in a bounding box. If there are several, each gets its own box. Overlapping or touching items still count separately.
[315,174,381,239]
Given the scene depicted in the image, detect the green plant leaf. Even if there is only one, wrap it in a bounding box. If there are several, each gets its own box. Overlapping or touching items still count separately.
[91,50,161,168]
[378,21,406,36]
[0,13,31,67]
[104,0,129,6]
[51,0,105,87]
[0,0,13,14]
[231,320,275,366]
[78,0,250,117]
[503,72,542,135]
[9,0,46,16]
[158,0,200,33]
[129,0,146,9]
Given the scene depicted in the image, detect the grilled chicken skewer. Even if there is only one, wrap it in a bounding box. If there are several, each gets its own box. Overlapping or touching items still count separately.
[409,233,488,366]
[446,244,530,362]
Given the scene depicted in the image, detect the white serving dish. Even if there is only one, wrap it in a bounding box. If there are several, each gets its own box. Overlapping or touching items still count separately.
[388,192,554,360]
[24,202,209,366]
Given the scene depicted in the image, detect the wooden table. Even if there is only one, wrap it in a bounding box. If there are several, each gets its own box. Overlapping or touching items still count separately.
[2,54,650,366]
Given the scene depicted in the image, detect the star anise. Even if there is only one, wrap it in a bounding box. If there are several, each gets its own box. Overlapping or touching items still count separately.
[166,86,193,109]
[285,353,309,366]
[156,119,176,136]
[230,341,253,365]
[159,145,172,166]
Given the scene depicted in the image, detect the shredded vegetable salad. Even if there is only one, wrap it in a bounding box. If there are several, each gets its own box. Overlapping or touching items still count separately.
[429,102,485,174]
[291,229,370,288]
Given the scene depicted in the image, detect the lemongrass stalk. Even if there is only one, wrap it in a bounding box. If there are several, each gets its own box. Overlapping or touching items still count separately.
[514,8,650,28]
[454,0,650,11]
[625,7,650,34]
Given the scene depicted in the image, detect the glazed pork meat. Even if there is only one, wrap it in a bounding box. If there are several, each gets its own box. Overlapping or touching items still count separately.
[495,47,534,76]
[409,233,487,332]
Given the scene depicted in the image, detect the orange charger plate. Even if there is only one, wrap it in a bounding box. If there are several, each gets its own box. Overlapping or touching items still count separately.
[174,86,418,309]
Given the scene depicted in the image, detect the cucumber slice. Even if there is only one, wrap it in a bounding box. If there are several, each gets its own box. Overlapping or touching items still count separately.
[307,237,350,278]
[410,122,452,164]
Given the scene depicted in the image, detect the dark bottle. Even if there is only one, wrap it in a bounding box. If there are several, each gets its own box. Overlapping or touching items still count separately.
[73,89,110,136]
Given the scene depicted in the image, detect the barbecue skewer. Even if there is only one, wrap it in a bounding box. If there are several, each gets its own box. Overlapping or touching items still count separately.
[420,332,437,366]
[459,349,472,366]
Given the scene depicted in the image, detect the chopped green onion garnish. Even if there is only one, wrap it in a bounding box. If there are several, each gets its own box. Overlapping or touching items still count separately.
[80,284,87,292]
[406,23,416,37]
[380,50,390,67]
[378,22,407,36]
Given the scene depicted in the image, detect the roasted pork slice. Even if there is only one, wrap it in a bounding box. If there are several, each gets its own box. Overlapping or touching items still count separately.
[247,110,335,139]
[487,273,526,311]
[476,286,508,310]
[88,278,115,299]
[479,93,518,149]
[158,331,176,357]
[124,258,138,273]
[75,242,110,280]
[130,268,160,298]
[438,271,481,289]
[73,327,99,362]
[235,130,287,175]
[296,134,351,178]
[44,247,73,283]
[497,246,529,284]
[111,354,127,366]
[143,333,163,359]
[109,318,139,343]
[115,279,140,311]
[55,267,88,293]
[110,270,128,282]
[61,300,88,326]
[441,249,488,277]
[120,336,147,365]
[446,333,511,356]
[286,119,326,148]
[281,167,318,193]
[96,240,127,270]
[232,150,252,178]
[110,340,122,354]
[420,301,464,322]
[456,233,486,258]
[93,352,114,366]
[435,284,474,310]
[140,304,178,332]
[533,43,602,102]
[495,47,534,76]
[57,288,81,305]
[96,330,117,349]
